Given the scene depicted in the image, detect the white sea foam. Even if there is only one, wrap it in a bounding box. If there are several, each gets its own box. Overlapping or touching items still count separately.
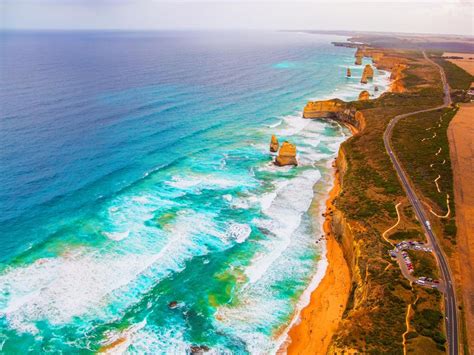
[166,174,243,191]
[276,113,309,136]
[0,211,225,334]
[267,119,283,128]
[223,194,233,202]
[244,169,321,284]
[102,230,130,241]
[226,223,252,243]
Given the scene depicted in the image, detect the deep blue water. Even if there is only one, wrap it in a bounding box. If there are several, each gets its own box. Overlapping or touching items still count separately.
[0,30,388,353]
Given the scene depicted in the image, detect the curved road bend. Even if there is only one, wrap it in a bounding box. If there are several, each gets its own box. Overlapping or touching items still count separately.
[383,52,458,354]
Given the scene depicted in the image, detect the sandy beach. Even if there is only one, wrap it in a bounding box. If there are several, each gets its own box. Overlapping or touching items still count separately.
[285,171,351,354]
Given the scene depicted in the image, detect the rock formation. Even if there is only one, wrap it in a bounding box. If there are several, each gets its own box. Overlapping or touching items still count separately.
[168,301,178,309]
[190,345,210,354]
[358,90,370,101]
[303,99,366,131]
[374,85,379,92]
[360,64,374,84]
[275,141,297,166]
[346,68,352,77]
[303,99,349,118]
[354,48,364,65]
[270,135,279,152]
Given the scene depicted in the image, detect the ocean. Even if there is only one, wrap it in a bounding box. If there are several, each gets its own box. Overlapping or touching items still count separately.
[0,30,389,353]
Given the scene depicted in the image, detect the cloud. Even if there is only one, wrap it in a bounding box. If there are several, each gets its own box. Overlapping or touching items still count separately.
[1,0,473,35]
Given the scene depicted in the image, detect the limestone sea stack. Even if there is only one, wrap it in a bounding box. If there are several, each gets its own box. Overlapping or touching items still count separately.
[270,135,279,152]
[275,141,297,166]
[346,68,351,77]
[355,55,362,65]
[374,85,379,92]
[360,64,374,84]
[358,90,370,101]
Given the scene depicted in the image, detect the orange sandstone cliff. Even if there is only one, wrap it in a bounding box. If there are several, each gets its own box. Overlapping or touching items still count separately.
[389,64,407,93]
[303,99,366,131]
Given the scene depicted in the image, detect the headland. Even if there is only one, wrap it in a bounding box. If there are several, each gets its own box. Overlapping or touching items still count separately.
[283,33,474,353]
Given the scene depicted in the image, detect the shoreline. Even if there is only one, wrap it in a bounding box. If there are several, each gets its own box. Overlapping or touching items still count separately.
[281,166,352,354]
[279,48,395,353]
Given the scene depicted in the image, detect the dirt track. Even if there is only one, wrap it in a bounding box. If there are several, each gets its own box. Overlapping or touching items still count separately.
[447,103,474,351]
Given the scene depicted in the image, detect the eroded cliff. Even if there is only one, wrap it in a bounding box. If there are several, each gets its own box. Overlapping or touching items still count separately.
[303,99,366,131]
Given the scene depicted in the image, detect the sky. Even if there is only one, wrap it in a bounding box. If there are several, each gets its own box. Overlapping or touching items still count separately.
[1,0,473,36]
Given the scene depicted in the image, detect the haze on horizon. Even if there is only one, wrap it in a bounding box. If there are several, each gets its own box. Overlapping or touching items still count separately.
[1,0,473,36]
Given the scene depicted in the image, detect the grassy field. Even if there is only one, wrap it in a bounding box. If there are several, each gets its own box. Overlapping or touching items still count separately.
[391,108,458,244]
[433,57,474,90]
[330,49,446,353]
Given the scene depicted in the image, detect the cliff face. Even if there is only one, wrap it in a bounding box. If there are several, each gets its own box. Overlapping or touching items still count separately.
[358,90,370,101]
[270,135,279,152]
[275,141,297,166]
[303,99,348,118]
[327,147,377,354]
[332,149,365,295]
[389,64,407,93]
[303,99,365,131]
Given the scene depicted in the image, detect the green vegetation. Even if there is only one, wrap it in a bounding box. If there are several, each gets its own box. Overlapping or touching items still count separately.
[331,49,446,353]
[433,57,474,90]
[391,108,457,243]
[408,250,439,279]
[412,307,446,351]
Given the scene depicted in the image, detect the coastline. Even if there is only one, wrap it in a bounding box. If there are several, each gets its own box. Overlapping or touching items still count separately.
[279,48,395,353]
[285,169,351,354]
[278,163,353,354]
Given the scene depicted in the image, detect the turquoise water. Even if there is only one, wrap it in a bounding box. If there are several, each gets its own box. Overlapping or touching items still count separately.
[0,31,388,353]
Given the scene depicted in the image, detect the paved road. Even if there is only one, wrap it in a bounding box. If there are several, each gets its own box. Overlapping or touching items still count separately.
[383,52,458,355]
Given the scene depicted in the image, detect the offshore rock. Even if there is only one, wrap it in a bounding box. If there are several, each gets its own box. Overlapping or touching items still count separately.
[275,141,297,166]
[346,68,352,77]
[355,55,363,65]
[190,345,210,354]
[168,301,178,309]
[374,85,379,92]
[358,90,370,101]
[360,64,374,84]
[270,135,279,152]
